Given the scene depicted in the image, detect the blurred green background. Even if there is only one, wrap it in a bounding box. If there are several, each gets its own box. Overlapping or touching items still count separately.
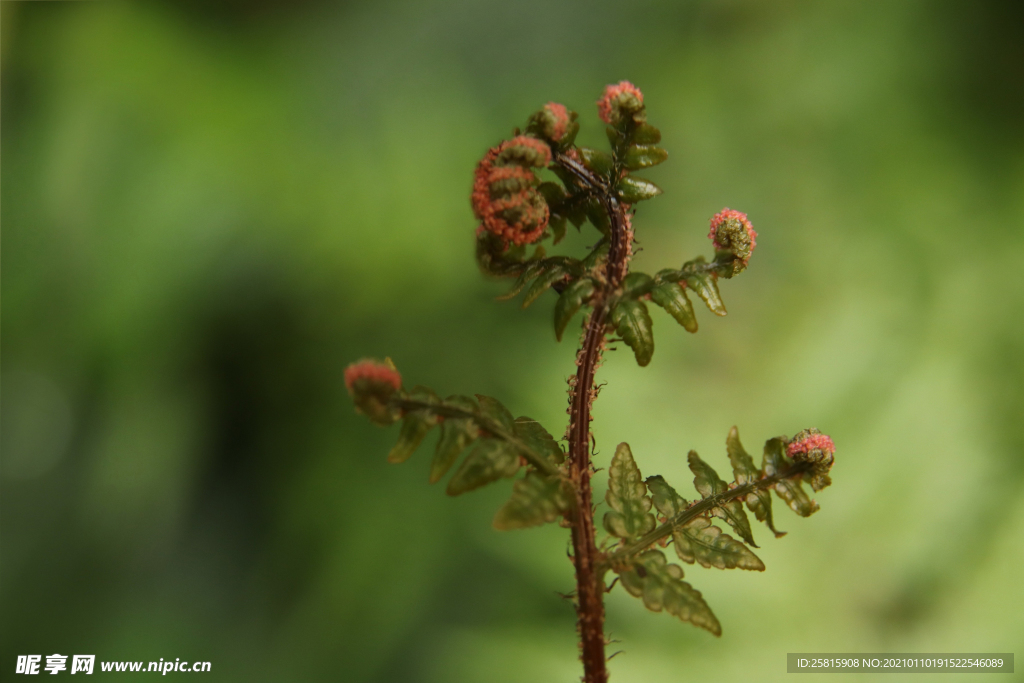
[2,1,1022,681]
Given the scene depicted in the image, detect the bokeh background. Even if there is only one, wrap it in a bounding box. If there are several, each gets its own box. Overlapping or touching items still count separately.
[3,1,1022,681]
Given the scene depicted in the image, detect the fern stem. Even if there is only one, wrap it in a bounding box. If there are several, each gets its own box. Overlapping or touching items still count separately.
[568,306,609,683]
[559,149,633,682]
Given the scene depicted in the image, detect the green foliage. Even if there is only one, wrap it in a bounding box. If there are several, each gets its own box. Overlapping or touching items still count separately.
[347,83,838,677]
[630,122,662,145]
[684,263,727,316]
[371,380,579,533]
[387,386,440,463]
[475,393,516,431]
[615,176,662,202]
[554,278,596,341]
[447,438,522,495]
[521,264,570,308]
[537,180,568,206]
[622,145,668,170]
[646,476,764,571]
[603,443,656,540]
[493,472,574,530]
[492,256,582,306]
[611,299,654,366]
[620,272,654,298]
[614,550,721,635]
[430,396,480,483]
[672,517,765,571]
[649,277,698,333]
[726,427,785,537]
[604,427,834,636]
[549,215,568,244]
[512,417,565,465]
[382,387,567,491]
[687,450,757,546]
[763,437,820,517]
[472,86,753,379]
[578,147,614,178]
[584,198,612,236]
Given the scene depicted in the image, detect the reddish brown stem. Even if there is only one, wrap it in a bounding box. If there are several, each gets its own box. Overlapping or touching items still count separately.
[568,306,609,683]
[563,170,632,682]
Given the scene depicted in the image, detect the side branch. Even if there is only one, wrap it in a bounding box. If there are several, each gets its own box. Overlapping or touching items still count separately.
[393,397,562,478]
[600,461,813,569]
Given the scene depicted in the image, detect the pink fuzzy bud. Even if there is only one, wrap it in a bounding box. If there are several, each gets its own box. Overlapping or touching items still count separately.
[345,358,402,425]
[709,208,757,276]
[787,429,835,492]
[345,359,402,393]
[471,137,552,247]
[496,135,552,168]
[530,102,571,143]
[597,81,645,125]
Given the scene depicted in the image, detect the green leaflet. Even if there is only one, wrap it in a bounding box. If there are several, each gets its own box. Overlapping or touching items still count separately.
[560,120,581,149]
[604,443,656,539]
[623,144,668,170]
[646,476,763,571]
[726,426,785,537]
[685,268,727,316]
[611,299,654,367]
[537,181,567,206]
[496,262,544,301]
[578,146,614,177]
[550,214,567,244]
[649,277,698,333]
[615,550,721,636]
[522,265,568,308]
[554,278,596,341]
[646,474,688,517]
[621,272,654,298]
[763,438,819,517]
[615,176,662,202]
[725,427,758,484]
[475,394,515,432]
[581,239,609,270]
[564,196,587,228]
[605,125,621,149]
[429,395,479,483]
[584,198,611,235]
[631,122,662,145]
[493,471,573,530]
[672,517,764,571]
[687,451,757,547]
[388,386,439,463]
[512,416,565,464]
[446,439,521,496]
[392,389,561,482]
[390,414,435,463]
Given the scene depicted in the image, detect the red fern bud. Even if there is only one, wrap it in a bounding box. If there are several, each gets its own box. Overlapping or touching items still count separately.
[709,208,757,276]
[496,135,552,167]
[345,358,402,425]
[787,429,835,492]
[471,136,552,247]
[530,102,572,143]
[597,81,645,126]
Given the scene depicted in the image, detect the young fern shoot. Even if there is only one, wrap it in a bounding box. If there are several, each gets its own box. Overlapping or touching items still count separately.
[345,82,836,683]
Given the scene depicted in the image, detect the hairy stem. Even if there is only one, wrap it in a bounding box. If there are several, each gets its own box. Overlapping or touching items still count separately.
[560,151,632,682]
[568,307,609,683]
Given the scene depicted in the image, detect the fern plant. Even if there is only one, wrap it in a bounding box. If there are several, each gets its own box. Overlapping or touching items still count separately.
[345,82,836,683]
